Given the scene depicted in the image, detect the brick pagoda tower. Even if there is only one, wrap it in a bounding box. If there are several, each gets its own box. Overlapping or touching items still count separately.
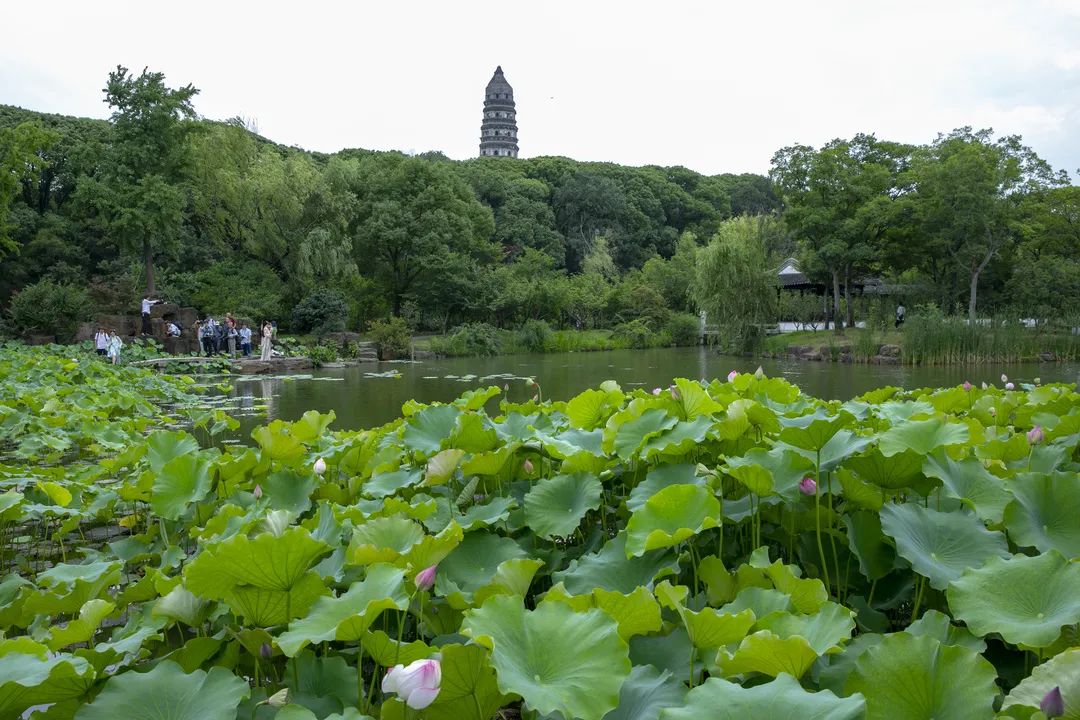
[479,66,519,157]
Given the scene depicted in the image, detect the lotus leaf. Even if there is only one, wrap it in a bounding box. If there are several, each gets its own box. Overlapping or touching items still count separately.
[74,661,248,720]
[878,417,969,457]
[1000,647,1080,719]
[462,596,631,720]
[1003,472,1080,558]
[603,665,686,720]
[524,472,602,539]
[625,484,720,557]
[661,673,864,720]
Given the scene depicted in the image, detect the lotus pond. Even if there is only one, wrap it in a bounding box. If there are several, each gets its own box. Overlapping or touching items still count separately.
[2,343,1080,719]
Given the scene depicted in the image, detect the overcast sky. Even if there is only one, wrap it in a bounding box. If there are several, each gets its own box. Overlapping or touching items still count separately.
[3,0,1078,178]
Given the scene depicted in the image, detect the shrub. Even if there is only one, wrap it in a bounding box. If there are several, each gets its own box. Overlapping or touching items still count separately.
[430,323,501,357]
[7,280,93,340]
[292,290,348,335]
[612,318,667,349]
[368,316,412,359]
[162,260,286,323]
[665,313,700,346]
[516,319,552,352]
[305,342,339,368]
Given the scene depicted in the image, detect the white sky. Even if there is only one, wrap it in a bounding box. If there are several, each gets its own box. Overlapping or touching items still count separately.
[3,0,1079,178]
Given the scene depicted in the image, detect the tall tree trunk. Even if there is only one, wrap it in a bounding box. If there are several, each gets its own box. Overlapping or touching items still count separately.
[844,265,854,329]
[968,240,996,324]
[832,269,844,335]
[143,238,156,296]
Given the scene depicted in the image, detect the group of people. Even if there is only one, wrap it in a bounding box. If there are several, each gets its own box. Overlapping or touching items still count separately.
[93,327,124,364]
[195,314,276,360]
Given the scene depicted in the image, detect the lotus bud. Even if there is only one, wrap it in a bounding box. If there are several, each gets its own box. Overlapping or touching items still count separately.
[1005,382,1015,391]
[415,564,437,591]
[382,658,442,710]
[1001,373,1009,383]
[962,381,972,391]
[799,477,817,496]
[253,484,263,499]
[1027,425,1044,445]
[754,366,765,379]
[525,377,535,387]
[532,394,539,402]
[981,382,988,390]
[313,457,327,475]
[523,458,534,474]
[652,387,662,396]
[503,383,509,392]
[989,407,997,416]
[266,688,290,708]
[259,643,272,659]
[1041,686,1064,718]
[669,385,681,401]
[1035,377,1042,385]
[727,370,738,382]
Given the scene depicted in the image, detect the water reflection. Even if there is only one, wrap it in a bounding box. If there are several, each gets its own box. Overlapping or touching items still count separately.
[227,347,1079,433]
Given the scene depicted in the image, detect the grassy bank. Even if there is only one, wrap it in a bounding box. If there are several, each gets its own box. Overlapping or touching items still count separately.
[760,321,1080,364]
[415,320,698,357]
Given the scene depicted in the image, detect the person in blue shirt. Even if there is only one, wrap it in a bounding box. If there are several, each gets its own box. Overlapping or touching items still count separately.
[239,323,253,357]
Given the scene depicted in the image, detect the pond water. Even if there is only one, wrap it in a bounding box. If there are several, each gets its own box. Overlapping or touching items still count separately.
[225,347,1080,432]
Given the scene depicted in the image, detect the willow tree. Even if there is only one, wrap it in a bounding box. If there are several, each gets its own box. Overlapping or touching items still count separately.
[694,216,778,353]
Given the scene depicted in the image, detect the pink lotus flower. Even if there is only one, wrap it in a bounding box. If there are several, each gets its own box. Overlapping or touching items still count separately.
[1001,373,1009,383]
[1027,425,1044,445]
[313,458,327,475]
[253,484,263,499]
[799,477,817,496]
[1005,382,1015,391]
[1041,686,1064,718]
[651,387,662,396]
[727,370,738,382]
[383,659,441,709]
[415,565,437,591]
[962,381,972,392]
[523,458,534,473]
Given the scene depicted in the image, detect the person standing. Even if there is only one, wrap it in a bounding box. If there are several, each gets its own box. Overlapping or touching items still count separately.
[259,321,273,361]
[94,327,109,356]
[106,330,123,365]
[201,319,215,357]
[141,297,162,335]
[226,315,239,358]
[895,304,906,329]
[239,322,253,357]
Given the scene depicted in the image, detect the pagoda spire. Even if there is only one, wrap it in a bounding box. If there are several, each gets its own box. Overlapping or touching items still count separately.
[479,66,519,158]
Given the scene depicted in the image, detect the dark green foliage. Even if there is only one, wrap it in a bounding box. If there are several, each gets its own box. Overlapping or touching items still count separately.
[292,290,348,335]
[665,313,700,346]
[430,322,502,356]
[516,319,552,352]
[368,315,412,359]
[6,279,93,340]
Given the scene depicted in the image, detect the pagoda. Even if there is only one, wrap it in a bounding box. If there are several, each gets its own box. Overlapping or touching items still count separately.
[479,66,519,157]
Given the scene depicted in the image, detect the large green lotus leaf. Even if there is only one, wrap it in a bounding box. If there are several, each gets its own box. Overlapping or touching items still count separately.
[661,673,864,720]
[150,453,213,521]
[289,409,336,443]
[185,527,331,626]
[724,447,813,501]
[438,531,526,594]
[843,447,924,489]
[461,447,512,477]
[566,387,623,430]
[613,408,679,460]
[628,628,697,680]
[362,468,422,499]
[536,427,605,460]
[843,510,895,581]
[360,630,430,666]
[948,551,1080,648]
[277,564,408,656]
[754,602,855,655]
[845,633,998,720]
[879,502,1010,590]
[260,469,317,515]
[778,408,851,452]
[75,661,248,720]
[472,558,545,607]
[146,430,201,473]
[251,422,306,462]
[450,413,498,453]
[815,632,883,696]
[672,378,724,420]
[878,417,969,457]
[542,584,661,641]
[462,596,631,720]
[420,643,510,720]
[346,517,426,565]
[640,415,715,459]
[0,489,23,522]
[720,587,794,617]
[717,631,819,679]
[784,430,873,473]
[403,404,460,456]
[1000,647,1080,719]
[553,533,678,594]
[975,432,1030,462]
[922,451,1012,524]
[603,665,686,720]
[0,651,95,718]
[424,448,465,486]
[1003,472,1080,558]
[626,464,701,513]
[680,606,756,650]
[524,472,602,539]
[47,599,115,650]
[456,496,516,531]
[625,484,721,557]
[153,586,206,627]
[905,609,986,652]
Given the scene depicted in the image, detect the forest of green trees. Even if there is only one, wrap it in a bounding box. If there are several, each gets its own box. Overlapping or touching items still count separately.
[1,67,1078,348]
